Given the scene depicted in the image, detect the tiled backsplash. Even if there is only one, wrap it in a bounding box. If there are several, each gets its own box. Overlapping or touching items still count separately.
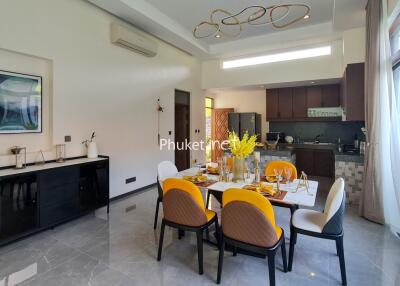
[270,121,365,144]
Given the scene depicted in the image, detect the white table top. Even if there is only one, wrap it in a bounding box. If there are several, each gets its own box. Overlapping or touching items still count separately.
[0,157,108,178]
[160,168,319,207]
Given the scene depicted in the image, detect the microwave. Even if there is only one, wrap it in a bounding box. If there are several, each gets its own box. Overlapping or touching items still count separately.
[266,132,285,143]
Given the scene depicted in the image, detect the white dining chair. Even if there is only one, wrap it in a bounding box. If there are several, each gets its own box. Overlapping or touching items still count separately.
[288,178,347,285]
[154,161,178,229]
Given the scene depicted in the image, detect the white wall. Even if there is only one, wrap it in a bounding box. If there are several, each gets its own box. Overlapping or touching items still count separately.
[0,0,204,198]
[202,27,366,90]
[343,27,366,66]
[202,40,344,89]
[206,89,268,141]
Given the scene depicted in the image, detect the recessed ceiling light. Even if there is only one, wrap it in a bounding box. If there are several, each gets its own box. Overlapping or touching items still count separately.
[311,81,315,84]
[215,33,221,39]
[304,15,310,19]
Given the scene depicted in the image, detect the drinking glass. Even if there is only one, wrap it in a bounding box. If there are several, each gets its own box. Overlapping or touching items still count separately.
[274,168,283,191]
[284,168,292,183]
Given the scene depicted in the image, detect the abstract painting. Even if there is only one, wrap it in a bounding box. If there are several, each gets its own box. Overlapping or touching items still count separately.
[0,70,42,133]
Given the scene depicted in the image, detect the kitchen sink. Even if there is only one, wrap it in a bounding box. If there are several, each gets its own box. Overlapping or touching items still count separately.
[303,142,334,145]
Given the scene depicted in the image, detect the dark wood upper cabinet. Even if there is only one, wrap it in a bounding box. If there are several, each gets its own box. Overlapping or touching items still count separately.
[306,86,323,108]
[322,84,340,107]
[292,87,308,119]
[278,88,293,119]
[266,89,279,120]
[341,63,365,121]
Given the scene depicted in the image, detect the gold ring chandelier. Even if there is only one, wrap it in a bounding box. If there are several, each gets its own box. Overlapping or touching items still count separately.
[193,4,311,39]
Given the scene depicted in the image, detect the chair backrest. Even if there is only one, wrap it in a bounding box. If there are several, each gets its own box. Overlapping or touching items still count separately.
[221,188,282,248]
[322,178,346,234]
[162,178,207,227]
[265,161,297,181]
[157,161,178,180]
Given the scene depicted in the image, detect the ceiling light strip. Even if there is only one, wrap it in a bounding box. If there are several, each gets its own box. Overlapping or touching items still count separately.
[222,46,332,69]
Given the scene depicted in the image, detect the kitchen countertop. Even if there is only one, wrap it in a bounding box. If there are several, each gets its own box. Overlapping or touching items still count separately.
[256,143,364,163]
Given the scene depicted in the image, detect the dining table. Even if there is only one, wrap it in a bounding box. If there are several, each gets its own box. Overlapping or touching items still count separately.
[160,167,319,214]
[159,167,319,255]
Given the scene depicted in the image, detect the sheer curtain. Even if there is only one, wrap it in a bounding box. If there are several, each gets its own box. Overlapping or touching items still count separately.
[362,0,400,232]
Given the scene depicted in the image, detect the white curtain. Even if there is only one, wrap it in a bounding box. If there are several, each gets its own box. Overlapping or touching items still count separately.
[362,0,400,232]
[383,0,400,234]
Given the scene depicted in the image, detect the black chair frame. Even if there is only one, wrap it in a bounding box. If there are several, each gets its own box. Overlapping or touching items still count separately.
[288,226,347,285]
[153,177,163,229]
[157,215,219,275]
[217,229,287,286]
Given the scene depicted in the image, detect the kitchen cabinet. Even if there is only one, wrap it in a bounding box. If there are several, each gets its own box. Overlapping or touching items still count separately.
[341,63,365,121]
[278,88,293,119]
[266,84,341,122]
[295,149,334,178]
[322,85,340,107]
[313,150,334,177]
[306,86,322,108]
[295,149,314,175]
[292,87,308,119]
[266,89,279,120]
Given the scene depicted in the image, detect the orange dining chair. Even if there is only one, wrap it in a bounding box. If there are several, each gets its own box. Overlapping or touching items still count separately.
[157,178,219,275]
[217,188,287,286]
[265,161,297,181]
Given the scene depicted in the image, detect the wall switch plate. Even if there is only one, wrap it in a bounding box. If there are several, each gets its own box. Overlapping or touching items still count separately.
[168,131,172,135]
[126,177,136,184]
[64,135,71,142]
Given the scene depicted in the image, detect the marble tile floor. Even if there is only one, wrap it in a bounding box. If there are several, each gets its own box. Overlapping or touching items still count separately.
[0,182,399,286]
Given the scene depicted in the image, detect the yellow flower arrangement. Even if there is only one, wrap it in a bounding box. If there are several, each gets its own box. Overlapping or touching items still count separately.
[228,131,257,159]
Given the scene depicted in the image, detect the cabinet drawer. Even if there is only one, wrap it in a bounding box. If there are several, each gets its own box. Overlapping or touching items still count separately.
[40,201,79,227]
[40,182,79,208]
[39,166,79,189]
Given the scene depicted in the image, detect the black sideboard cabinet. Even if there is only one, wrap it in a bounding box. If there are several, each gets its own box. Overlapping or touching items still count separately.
[0,157,109,246]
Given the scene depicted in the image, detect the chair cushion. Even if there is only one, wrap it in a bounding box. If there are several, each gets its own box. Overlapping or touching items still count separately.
[292,209,325,233]
[205,209,216,222]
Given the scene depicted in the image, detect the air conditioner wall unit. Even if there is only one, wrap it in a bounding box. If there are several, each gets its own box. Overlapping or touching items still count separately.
[111,22,158,57]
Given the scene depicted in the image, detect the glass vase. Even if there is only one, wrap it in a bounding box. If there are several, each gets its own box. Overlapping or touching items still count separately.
[232,157,245,183]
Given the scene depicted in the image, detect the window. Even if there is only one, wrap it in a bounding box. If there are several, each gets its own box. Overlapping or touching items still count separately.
[390,16,400,114]
[222,46,332,69]
[205,97,214,162]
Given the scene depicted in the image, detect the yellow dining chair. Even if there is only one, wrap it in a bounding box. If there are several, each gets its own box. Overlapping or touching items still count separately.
[157,178,218,275]
[265,161,298,181]
[217,188,287,286]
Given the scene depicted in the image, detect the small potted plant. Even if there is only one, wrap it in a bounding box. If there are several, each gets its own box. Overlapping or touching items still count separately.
[82,132,98,159]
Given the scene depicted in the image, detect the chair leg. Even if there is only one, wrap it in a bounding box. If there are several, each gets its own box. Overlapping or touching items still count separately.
[288,227,297,271]
[153,198,160,229]
[196,230,204,275]
[217,238,225,284]
[233,246,238,256]
[267,253,276,286]
[336,236,347,286]
[214,219,220,245]
[281,235,288,273]
[157,220,166,261]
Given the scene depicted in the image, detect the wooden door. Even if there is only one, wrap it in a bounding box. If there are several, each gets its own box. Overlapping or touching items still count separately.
[175,90,190,171]
[212,108,234,162]
[322,84,340,107]
[266,89,279,120]
[307,86,322,108]
[292,87,307,119]
[278,88,293,119]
